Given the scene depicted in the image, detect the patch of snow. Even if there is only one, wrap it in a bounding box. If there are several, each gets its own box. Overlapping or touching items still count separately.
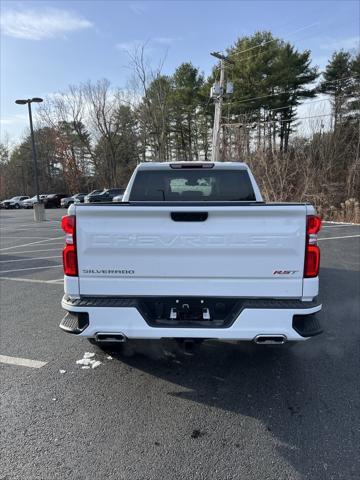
[76,358,92,366]
[83,352,95,359]
[76,352,102,370]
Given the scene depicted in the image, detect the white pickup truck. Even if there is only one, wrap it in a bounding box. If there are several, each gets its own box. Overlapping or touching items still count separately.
[60,162,322,346]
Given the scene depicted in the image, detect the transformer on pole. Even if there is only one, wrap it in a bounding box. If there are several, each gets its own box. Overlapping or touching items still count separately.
[210,52,234,161]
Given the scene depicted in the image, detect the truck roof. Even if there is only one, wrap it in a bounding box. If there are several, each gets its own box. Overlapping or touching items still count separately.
[136,162,249,170]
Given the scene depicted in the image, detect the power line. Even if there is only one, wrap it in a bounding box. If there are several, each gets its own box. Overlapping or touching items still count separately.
[198,75,357,114]
[226,22,319,59]
[221,75,359,107]
[222,113,332,128]
[223,92,356,115]
[223,90,301,106]
[214,30,358,72]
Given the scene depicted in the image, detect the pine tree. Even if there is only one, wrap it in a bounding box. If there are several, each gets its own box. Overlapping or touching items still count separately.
[170,63,206,160]
[320,51,352,127]
[347,53,360,121]
[222,32,318,151]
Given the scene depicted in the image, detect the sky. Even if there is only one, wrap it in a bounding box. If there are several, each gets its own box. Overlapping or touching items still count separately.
[1,0,359,144]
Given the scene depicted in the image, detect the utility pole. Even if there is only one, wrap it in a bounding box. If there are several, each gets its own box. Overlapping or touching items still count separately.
[210,52,234,162]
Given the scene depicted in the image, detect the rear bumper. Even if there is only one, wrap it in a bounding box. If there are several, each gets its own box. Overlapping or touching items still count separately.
[61,296,322,341]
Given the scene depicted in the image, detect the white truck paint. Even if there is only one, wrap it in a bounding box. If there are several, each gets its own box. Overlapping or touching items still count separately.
[60,162,322,344]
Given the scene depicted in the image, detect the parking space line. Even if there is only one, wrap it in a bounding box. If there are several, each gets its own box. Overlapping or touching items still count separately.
[318,235,360,241]
[0,237,64,252]
[0,265,62,274]
[0,255,60,263]
[322,221,360,226]
[322,225,360,228]
[1,225,61,229]
[0,248,61,255]
[1,236,52,239]
[1,222,60,229]
[1,229,49,232]
[0,276,63,284]
[0,355,47,369]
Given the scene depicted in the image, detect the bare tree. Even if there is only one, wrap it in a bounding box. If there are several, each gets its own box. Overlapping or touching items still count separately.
[127,45,172,161]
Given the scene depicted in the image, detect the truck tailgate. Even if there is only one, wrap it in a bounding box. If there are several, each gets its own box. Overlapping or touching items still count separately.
[75,204,307,298]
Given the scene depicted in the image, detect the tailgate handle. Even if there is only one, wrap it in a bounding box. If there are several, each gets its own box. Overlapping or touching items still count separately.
[171,212,208,222]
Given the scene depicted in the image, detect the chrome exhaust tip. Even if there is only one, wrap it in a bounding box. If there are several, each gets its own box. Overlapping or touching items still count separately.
[95,333,127,343]
[254,335,287,345]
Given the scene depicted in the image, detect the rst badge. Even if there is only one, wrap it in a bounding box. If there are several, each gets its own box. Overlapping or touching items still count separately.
[273,270,298,275]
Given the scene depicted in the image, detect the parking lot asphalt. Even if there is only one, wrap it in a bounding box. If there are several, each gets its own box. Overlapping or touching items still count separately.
[0,209,359,480]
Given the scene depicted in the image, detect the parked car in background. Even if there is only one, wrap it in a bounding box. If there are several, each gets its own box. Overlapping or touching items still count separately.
[44,194,68,208]
[84,190,104,203]
[21,194,48,208]
[86,188,125,203]
[1,196,29,209]
[61,193,86,208]
[112,190,126,202]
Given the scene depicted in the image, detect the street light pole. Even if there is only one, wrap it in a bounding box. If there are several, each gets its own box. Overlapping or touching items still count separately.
[15,97,44,221]
[27,101,41,204]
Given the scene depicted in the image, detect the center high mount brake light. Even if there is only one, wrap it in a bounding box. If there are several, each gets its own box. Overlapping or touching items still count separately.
[170,163,214,169]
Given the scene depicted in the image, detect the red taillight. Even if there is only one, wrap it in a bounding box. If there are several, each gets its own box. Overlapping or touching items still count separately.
[304,215,321,278]
[61,215,75,234]
[304,244,320,277]
[62,245,78,276]
[61,215,78,276]
[307,215,322,234]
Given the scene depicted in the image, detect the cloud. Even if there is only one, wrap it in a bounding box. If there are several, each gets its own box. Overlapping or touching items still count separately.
[0,7,93,40]
[128,2,147,16]
[116,37,181,53]
[153,37,181,45]
[116,40,142,52]
[0,113,28,126]
[320,36,360,51]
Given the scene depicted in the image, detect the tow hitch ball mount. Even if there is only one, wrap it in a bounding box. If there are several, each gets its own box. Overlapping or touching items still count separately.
[170,303,211,321]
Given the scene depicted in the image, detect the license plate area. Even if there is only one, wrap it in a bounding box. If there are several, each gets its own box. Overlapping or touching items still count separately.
[138,297,242,328]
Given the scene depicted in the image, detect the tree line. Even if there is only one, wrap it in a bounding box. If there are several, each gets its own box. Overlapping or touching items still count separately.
[1,32,359,219]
